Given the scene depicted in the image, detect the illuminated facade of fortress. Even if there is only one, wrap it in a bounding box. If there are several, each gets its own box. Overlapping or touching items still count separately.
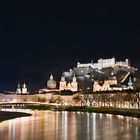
[77,57,129,69]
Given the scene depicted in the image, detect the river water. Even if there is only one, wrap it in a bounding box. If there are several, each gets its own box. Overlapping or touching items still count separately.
[0,110,140,140]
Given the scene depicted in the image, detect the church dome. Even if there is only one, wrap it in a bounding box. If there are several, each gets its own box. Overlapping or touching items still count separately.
[47,74,56,89]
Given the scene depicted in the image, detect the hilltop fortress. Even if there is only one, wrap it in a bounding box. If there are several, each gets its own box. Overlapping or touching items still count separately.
[64,57,133,78]
[77,57,129,69]
[62,57,139,92]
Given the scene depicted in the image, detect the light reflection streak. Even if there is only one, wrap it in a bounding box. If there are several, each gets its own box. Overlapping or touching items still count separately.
[61,111,68,140]
[86,113,90,140]
[0,110,140,140]
[93,113,96,140]
[55,111,59,139]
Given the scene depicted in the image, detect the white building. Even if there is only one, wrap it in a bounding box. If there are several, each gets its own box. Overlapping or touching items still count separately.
[93,75,134,92]
[77,57,129,69]
[16,83,21,94]
[16,83,28,94]
[93,75,118,92]
[59,74,78,92]
[22,83,28,94]
[93,79,117,92]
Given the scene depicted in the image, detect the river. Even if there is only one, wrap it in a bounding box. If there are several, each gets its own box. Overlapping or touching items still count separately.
[0,110,140,140]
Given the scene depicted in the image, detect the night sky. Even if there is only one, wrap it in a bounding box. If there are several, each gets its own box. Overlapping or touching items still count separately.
[0,1,139,91]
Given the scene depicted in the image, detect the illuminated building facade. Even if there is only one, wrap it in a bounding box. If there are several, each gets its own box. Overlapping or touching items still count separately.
[77,57,129,69]
[16,83,28,94]
[93,78,117,92]
[93,75,134,92]
[47,74,57,89]
[22,83,28,94]
[16,83,21,94]
[59,74,78,92]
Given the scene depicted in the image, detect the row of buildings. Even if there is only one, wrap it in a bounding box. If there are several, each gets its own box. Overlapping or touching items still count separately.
[45,74,78,92]
[16,73,78,94]
[16,74,133,94]
[93,74,133,92]
[44,72,133,93]
[16,57,135,94]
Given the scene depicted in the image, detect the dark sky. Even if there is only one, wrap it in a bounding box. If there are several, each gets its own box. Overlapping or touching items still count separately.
[0,1,139,91]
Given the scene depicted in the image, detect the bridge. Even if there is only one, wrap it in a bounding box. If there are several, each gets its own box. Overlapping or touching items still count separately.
[0,102,48,106]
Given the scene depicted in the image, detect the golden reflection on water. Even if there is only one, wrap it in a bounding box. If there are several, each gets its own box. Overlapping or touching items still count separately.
[0,110,140,140]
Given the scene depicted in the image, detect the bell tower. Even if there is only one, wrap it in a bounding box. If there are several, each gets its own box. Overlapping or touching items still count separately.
[22,82,28,94]
[71,74,78,91]
[16,83,21,94]
[59,73,67,91]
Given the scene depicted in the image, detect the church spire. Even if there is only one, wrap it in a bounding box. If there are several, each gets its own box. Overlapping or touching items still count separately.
[128,76,133,87]
[23,82,26,88]
[16,83,21,94]
[17,83,20,89]
[50,74,53,80]
[61,72,65,82]
[72,73,77,82]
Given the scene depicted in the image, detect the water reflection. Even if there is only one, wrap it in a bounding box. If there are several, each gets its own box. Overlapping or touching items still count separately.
[0,110,140,140]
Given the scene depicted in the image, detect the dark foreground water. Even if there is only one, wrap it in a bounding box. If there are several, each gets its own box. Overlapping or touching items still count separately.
[0,110,140,140]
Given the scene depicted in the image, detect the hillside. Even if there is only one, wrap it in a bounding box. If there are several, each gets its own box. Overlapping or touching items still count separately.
[64,65,140,92]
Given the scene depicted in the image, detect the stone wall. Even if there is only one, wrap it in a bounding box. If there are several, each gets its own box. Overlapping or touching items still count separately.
[0,94,73,105]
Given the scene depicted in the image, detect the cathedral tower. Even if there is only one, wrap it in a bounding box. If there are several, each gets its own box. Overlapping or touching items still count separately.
[128,76,133,89]
[59,73,67,91]
[16,83,21,94]
[22,82,28,94]
[71,74,78,91]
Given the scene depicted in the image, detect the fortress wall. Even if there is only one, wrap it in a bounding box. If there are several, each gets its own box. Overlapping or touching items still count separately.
[77,58,128,69]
